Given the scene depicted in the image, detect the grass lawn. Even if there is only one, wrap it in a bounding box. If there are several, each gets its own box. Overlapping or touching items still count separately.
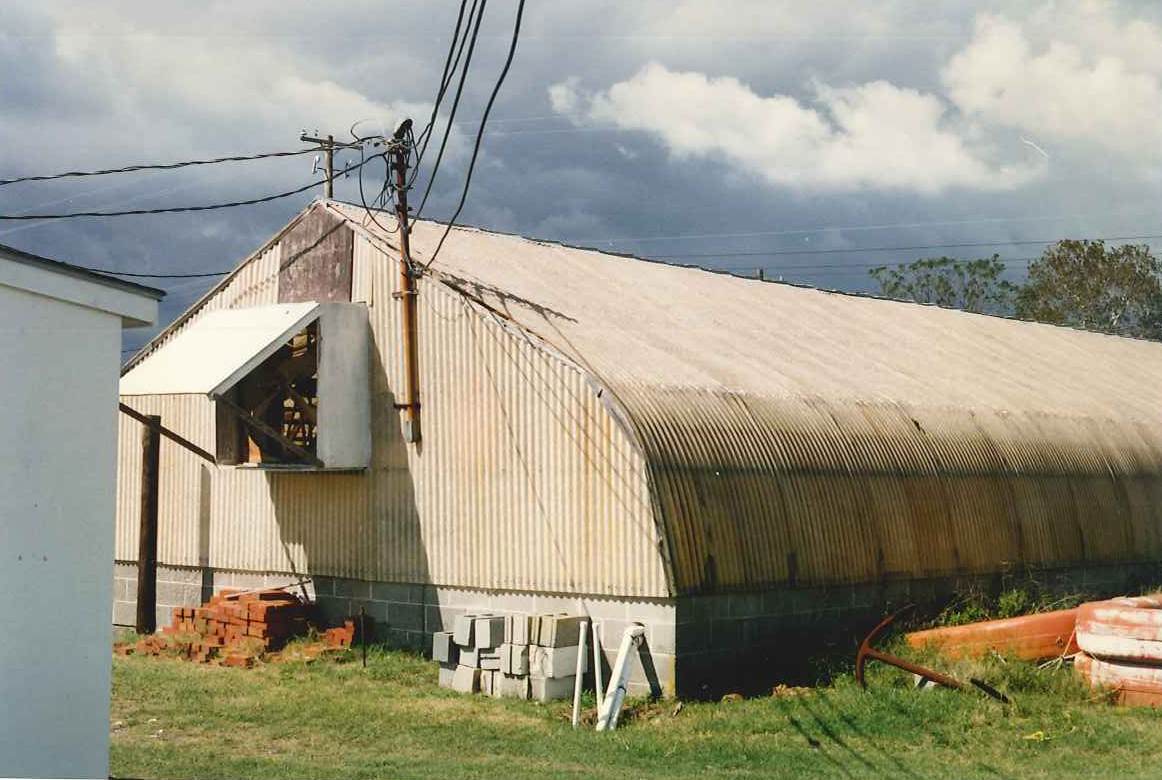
[111,638,1162,780]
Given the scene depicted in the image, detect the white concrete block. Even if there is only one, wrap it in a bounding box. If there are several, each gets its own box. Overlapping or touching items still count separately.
[453,614,476,646]
[480,669,496,696]
[495,673,530,699]
[506,614,533,645]
[432,631,458,664]
[500,643,529,675]
[531,645,588,678]
[538,615,587,648]
[480,651,502,671]
[438,662,456,689]
[475,616,506,649]
[451,665,480,694]
[460,647,481,668]
[530,674,576,702]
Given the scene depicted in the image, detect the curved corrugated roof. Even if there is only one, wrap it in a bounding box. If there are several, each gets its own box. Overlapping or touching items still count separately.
[328,201,1162,594]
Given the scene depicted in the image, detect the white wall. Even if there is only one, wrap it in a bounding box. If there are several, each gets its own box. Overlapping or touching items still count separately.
[317,302,371,469]
[0,284,123,779]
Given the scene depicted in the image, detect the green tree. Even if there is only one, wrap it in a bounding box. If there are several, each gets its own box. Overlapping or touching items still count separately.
[868,255,1018,314]
[1015,240,1162,340]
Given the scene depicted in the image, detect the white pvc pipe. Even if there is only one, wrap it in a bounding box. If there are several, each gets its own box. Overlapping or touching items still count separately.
[592,622,604,713]
[571,620,589,728]
[595,623,645,731]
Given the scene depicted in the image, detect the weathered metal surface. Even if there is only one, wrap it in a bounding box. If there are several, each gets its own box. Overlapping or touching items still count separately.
[115,199,1162,601]
[330,201,1162,596]
[115,204,666,596]
[277,207,353,303]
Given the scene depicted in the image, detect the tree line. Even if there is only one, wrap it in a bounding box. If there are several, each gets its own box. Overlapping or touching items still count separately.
[868,240,1162,341]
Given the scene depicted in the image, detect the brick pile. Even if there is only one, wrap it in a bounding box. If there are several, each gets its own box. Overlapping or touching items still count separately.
[113,588,362,667]
[434,613,589,702]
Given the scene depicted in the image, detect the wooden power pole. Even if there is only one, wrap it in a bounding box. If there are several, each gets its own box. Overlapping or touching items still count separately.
[300,133,337,198]
[135,416,161,634]
[390,119,421,443]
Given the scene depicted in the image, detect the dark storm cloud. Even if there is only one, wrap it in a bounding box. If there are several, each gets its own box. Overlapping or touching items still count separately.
[1,0,1161,350]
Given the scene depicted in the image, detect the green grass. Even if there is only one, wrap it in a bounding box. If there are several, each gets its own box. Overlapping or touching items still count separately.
[111,640,1162,780]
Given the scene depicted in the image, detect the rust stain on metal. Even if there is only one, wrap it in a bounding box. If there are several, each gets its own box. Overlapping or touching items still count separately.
[278,206,354,303]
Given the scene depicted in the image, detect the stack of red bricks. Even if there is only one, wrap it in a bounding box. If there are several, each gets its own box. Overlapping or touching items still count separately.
[118,588,322,667]
[164,588,318,652]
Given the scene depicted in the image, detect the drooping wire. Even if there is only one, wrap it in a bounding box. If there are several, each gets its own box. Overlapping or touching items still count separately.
[0,148,323,187]
[357,141,399,235]
[78,266,229,278]
[0,158,370,220]
[410,0,475,189]
[414,0,489,219]
[424,0,527,269]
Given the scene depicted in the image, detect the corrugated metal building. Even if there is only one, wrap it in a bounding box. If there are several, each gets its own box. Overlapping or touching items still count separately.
[114,200,1162,695]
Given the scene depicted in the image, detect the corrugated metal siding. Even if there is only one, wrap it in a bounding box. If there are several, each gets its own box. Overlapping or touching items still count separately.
[116,394,215,565]
[364,235,665,595]
[615,386,1162,593]
[116,201,1162,600]
[114,224,666,596]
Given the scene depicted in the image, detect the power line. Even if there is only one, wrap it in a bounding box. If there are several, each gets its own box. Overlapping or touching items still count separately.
[410,0,473,183]
[0,159,367,221]
[572,210,1162,244]
[656,233,1162,260]
[0,148,323,187]
[80,266,229,278]
[425,0,527,269]
[692,256,1041,272]
[415,0,489,219]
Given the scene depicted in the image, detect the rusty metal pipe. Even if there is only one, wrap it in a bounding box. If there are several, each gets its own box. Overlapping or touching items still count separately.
[391,119,421,443]
[856,606,965,692]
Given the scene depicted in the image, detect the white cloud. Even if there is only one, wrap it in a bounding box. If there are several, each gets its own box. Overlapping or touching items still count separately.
[942,6,1162,160]
[551,63,1039,194]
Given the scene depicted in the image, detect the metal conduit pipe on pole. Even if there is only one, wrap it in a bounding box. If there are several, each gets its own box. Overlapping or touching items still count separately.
[595,623,645,731]
[390,119,421,443]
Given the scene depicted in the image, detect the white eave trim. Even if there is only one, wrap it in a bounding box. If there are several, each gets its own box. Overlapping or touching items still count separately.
[0,250,161,327]
[119,302,320,396]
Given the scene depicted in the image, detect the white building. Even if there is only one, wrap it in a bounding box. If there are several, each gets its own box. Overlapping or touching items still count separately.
[0,244,160,779]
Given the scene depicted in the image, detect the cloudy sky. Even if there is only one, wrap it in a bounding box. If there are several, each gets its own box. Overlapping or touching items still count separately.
[3,0,1161,352]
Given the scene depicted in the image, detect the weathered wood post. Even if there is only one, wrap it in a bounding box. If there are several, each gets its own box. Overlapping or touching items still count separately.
[135,415,161,634]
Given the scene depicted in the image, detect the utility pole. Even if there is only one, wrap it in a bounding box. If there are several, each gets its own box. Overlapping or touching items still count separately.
[300,133,337,198]
[136,415,161,634]
[390,119,421,443]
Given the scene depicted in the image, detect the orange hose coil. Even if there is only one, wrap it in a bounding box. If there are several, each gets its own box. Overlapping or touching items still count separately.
[1076,595,1162,664]
[1074,652,1162,707]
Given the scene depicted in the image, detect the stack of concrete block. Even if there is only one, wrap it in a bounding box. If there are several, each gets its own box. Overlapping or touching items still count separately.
[434,612,589,702]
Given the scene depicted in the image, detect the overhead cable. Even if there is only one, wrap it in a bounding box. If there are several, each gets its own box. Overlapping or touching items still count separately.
[424,0,526,269]
[411,0,473,183]
[415,0,489,218]
[0,148,323,187]
[80,266,229,278]
[0,159,367,221]
[657,234,1162,260]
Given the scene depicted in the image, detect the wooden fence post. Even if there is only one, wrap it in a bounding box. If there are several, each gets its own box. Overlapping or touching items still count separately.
[135,415,161,634]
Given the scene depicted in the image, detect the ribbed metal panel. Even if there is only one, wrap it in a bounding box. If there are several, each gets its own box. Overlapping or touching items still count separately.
[116,395,215,565]
[115,201,1162,601]
[617,387,1162,593]
[114,225,666,596]
[364,237,665,595]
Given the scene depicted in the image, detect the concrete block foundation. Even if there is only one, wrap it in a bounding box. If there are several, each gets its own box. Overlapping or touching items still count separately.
[112,562,676,697]
[113,560,1162,699]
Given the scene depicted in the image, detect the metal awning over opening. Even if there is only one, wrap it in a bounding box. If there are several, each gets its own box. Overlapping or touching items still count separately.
[120,302,321,396]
